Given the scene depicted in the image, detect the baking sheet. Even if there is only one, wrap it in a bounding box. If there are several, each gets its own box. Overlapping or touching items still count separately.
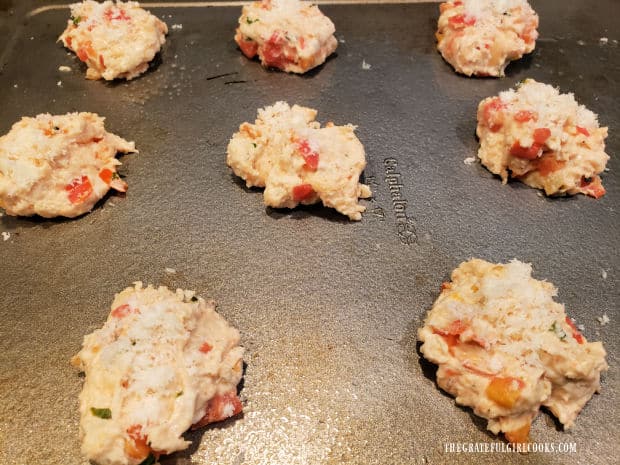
[0,1,618,464]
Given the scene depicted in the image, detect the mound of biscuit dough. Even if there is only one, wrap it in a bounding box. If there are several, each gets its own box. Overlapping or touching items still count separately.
[476,79,610,198]
[227,101,371,220]
[235,0,337,74]
[59,0,168,80]
[0,112,134,218]
[418,259,608,443]
[436,0,538,77]
[73,283,244,465]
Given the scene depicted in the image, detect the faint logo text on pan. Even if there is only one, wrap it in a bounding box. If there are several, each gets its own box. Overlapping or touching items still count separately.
[384,158,417,245]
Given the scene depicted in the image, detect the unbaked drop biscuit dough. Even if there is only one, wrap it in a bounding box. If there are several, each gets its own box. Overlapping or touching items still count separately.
[73,283,244,465]
[436,0,538,77]
[227,101,371,220]
[235,0,337,74]
[476,79,610,197]
[0,112,135,218]
[418,259,608,443]
[59,1,168,80]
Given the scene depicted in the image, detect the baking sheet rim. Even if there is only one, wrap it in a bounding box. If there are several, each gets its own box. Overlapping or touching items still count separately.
[27,0,444,18]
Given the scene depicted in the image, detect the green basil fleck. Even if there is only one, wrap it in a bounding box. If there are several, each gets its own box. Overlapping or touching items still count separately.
[252,143,257,148]
[246,17,259,24]
[90,407,112,419]
[516,78,531,88]
[71,16,82,26]
[138,454,156,465]
[549,321,567,340]
[176,391,183,397]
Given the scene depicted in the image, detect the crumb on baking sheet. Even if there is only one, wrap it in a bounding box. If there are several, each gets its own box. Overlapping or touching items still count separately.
[171,24,183,30]
[57,81,62,87]
[58,65,71,72]
[463,157,477,165]
[597,314,610,326]
[601,269,608,280]
[2,232,10,241]
[599,37,608,44]
[165,268,176,274]
[362,60,371,70]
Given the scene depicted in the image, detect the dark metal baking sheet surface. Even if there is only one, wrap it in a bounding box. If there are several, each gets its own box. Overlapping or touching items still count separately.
[0,1,618,464]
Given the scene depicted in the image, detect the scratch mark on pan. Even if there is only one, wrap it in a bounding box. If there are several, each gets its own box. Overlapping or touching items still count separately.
[224,80,248,85]
[206,71,238,81]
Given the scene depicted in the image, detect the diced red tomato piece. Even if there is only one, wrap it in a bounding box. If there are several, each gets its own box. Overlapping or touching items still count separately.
[238,38,258,58]
[580,176,606,199]
[192,391,243,428]
[77,47,89,62]
[77,41,95,62]
[533,127,551,145]
[292,183,315,202]
[302,152,319,170]
[432,319,466,337]
[565,316,585,344]
[448,14,476,28]
[296,139,320,171]
[520,26,537,44]
[439,333,459,347]
[111,304,132,318]
[440,281,451,292]
[576,126,590,137]
[536,154,565,177]
[65,175,93,204]
[99,54,105,68]
[199,342,213,354]
[125,425,150,461]
[432,320,467,348]
[514,110,537,123]
[481,97,505,132]
[105,8,131,21]
[262,31,296,69]
[509,141,541,160]
[99,168,113,185]
[486,376,525,408]
[66,36,72,47]
[446,320,466,335]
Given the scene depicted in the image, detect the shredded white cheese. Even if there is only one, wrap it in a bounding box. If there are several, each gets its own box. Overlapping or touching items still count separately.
[2,232,10,241]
